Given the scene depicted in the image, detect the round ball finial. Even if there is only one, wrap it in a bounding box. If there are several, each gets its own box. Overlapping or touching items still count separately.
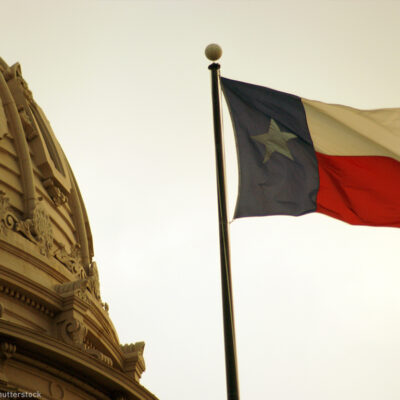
[205,44,222,61]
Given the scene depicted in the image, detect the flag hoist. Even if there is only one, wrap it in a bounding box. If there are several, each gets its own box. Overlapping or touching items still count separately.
[206,44,240,400]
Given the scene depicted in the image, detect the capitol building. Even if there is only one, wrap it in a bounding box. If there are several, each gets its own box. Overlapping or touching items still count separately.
[0,58,157,400]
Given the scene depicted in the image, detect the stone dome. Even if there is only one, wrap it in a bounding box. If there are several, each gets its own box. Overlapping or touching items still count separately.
[0,58,157,399]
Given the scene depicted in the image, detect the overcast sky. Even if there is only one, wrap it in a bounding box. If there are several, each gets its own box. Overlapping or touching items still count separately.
[2,1,400,399]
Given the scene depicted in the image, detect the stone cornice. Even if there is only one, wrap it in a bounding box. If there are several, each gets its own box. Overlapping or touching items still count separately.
[0,265,126,370]
[0,320,159,400]
[0,270,137,378]
[0,264,61,310]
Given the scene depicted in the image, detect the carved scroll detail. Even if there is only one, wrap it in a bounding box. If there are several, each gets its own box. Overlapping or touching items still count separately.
[58,317,87,347]
[53,242,85,277]
[56,315,114,367]
[0,191,12,236]
[30,206,53,256]
[0,191,54,256]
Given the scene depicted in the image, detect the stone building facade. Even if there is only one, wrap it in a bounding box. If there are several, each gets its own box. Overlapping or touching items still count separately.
[0,58,157,400]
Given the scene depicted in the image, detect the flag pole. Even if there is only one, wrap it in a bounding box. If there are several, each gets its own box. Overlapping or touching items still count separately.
[206,44,240,400]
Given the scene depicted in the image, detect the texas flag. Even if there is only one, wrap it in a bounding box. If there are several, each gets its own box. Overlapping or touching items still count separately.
[221,77,400,228]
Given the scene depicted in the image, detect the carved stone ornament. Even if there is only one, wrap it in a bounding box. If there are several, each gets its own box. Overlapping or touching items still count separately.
[56,315,114,367]
[18,106,37,141]
[58,317,87,347]
[31,205,54,256]
[53,242,85,277]
[88,262,101,301]
[0,342,16,384]
[0,191,11,236]
[0,191,54,256]
[43,178,68,207]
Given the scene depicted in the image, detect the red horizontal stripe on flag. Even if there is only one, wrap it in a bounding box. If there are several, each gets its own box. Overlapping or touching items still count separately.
[316,153,400,228]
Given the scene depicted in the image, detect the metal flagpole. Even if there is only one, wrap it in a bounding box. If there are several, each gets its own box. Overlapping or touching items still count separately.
[206,44,240,400]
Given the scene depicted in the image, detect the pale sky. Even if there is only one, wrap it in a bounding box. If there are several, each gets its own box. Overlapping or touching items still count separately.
[2,1,400,399]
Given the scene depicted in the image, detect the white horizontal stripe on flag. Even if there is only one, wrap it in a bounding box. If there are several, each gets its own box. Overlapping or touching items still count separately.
[302,98,400,161]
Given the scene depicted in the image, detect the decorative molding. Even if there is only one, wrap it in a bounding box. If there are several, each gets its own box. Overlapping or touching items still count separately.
[0,191,54,257]
[56,315,114,367]
[0,284,55,317]
[0,320,157,400]
[85,347,113,368]
[0,342,16,384]
[83,336,114,368]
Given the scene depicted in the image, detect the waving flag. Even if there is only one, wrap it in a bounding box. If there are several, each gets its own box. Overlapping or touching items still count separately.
[221,77,400,227]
